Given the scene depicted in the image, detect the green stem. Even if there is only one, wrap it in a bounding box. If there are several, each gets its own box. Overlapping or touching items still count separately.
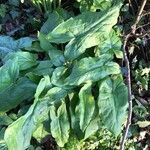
[49,0,52,12]
[47,0,52,12]
[35,1,42,14]
[53,0,57,10]
[42,0,47,13]
[58,0,61,8]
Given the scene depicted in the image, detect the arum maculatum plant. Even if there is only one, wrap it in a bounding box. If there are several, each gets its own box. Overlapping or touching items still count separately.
[0,0,128,149]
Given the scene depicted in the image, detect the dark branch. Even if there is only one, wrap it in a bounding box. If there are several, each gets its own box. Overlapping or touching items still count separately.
[120,0,148,150]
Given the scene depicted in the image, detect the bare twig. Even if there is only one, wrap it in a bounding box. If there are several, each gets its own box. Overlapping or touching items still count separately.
[120,33,132,150]
[136,97,150,106]
[135,31,150,38]
[142,11,150,17]
[120,0,148,150]
[135,22,150,31]
[131,0,148,34]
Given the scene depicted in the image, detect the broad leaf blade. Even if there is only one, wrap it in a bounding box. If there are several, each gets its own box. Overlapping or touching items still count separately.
[98,29,123,58]
[34,76,52,99]
[40,10,66,34]
[0,77,37,113]
[44,87,69,104]
[93,0,113,11]
[0,36,33,59]
[65,55,120,86]
[4,100,50,150]
[32,60,54,76]
[3,52,38,70]
[50,102,70,147]
[46,4,122,60]
[78,82,95,131]
[0,114,13,126]
[68,93,82,138]
[32,123,50,143]
[0,128,7,150]
[48,49,65,67]
[64,5,122,60]
[51,66,72,89]
[4,87,69,150]
[38,32,55,51]
[98,75,128,135]
[0,59,19,91]
[84,116,100,139]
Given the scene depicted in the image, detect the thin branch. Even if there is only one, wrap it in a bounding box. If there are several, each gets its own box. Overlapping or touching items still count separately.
[135,22,150,31]
[135,31,150,38]
[120,0,148,150]
[136,97,150,106]
[120,33,132,150]
[142,11,150,17]
[131,0,148,34]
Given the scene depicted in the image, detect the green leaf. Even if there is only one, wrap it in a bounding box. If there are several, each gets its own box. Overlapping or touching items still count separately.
[25,41,44,52]
[4,87,69,150]
[98,75,128,135]
[51,54,120,88]
[32,123,50,143]
[0,128,7,150]
[93,0,113,11]
[0,36,33,59]
[0,59,19,91]
[44,87,69,104]
[38,32,55,51]
[63,133,80,150]
[65,55,120,86]
[48,49,65,67]
[64,6,122,61]
[47,6,120,43]
[3,52,38,70]
[4,81,49,150]
[50,102,70,147]
[84,116,100,139]
[25,72,41,84]
[0,114,13,126]
[0,144,7,150]
[0,128,5,141]
[68,93,82,137]
[51,66,72,89]
[98,30,123,58]
[34,76,52,99]
[4,100,50,150]
[47,4,122,60]
[78,82,95,131]
[77,0,94,12]
[77,0,118,12]
[32,61,54,76]
[40,10,65,34]
[0,77,37,113]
